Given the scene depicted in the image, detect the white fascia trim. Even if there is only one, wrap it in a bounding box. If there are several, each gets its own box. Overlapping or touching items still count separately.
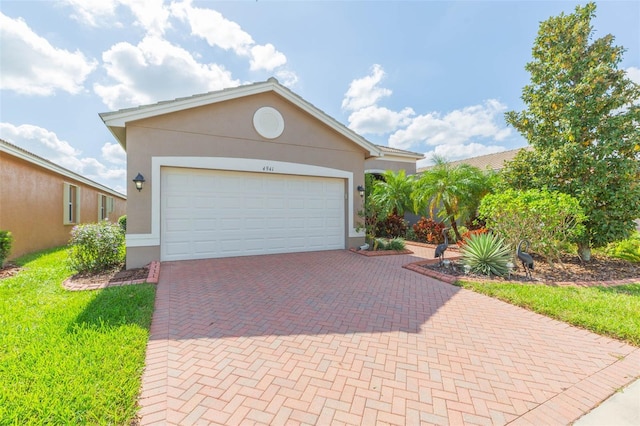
[1,140,126,199]
[127,157,363,247]
[365,169,387,175]
[372,154,423,163]
[100,82,273,127]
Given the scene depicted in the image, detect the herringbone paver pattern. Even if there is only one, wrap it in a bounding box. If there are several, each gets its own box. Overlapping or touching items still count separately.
[138,247,639,425]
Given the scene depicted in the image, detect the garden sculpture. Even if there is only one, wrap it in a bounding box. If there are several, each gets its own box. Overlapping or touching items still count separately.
[517,239,534,279]
[434,228,449,265]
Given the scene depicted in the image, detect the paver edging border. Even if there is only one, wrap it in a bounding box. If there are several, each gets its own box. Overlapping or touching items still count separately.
[403,257,640,288]
[62,260,161,291]
[349,248,413,256]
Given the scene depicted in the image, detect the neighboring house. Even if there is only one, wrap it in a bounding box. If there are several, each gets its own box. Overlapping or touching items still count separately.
[100,78,421,268]
[416,147,528,173]
[0,139,126,260]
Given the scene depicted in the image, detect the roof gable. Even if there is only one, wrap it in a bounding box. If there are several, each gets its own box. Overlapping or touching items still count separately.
[100,78,382,157]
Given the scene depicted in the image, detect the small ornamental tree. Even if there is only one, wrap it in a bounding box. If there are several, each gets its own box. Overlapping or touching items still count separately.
[370,169,416,217]
[503,2,640,260]
[68,221,125,274]
[414,156,494,241]
[479,188,586,264]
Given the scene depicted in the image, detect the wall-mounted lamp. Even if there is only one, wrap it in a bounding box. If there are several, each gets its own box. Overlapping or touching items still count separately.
[133,173,146,192]
[357,185,365,198]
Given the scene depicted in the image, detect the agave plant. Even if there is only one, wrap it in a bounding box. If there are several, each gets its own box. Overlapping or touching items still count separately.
[461,232,511,277]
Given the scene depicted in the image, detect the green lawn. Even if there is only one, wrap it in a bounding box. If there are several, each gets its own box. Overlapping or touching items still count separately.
[0,247,156,424]
[457,280,640,346]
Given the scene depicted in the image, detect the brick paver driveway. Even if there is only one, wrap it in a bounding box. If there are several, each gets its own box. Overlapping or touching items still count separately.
[138,247,639,425]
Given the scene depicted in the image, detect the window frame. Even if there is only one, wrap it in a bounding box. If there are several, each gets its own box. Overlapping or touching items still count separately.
[63,182,81,225]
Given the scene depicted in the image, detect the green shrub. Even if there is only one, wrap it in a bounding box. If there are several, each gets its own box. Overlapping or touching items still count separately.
[461,233,512,277]
[387,237,406,251]
[412,217,445,244]
[376,213,409,238]
[372,237,406,251]
[118,215,127,232]
[479,188,585,264]
[602,232,640,262]
[68,222,125,274]
[0,230,12,266]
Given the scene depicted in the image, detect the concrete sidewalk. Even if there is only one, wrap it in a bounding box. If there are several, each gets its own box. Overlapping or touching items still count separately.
[574,378,640,425]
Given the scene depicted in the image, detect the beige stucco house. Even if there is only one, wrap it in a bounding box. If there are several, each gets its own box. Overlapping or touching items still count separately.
[101,78,422,268]
[0,139,126,260]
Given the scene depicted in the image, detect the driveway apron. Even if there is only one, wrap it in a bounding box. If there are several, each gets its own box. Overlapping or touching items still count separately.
[138,248,640,425]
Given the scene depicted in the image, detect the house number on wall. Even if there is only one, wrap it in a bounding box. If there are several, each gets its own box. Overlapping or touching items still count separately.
[262,166,275,172]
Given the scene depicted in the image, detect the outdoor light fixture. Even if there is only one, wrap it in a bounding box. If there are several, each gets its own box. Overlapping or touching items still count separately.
[133,173,146,192]
[463,264,471,275]
[357,185,365,197]
[443,259,451,269]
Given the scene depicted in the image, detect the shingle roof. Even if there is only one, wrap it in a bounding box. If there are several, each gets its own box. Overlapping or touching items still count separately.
[417,147,530,173]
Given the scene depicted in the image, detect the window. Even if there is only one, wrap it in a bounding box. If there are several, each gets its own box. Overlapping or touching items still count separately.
[98,194,107,221]
[63,183,80,225]
[98,194,115,221]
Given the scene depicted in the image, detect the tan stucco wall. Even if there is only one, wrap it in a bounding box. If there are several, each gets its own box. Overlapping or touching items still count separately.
[124,92,367,267]
[0,153,126,260]
[365,158,417,175]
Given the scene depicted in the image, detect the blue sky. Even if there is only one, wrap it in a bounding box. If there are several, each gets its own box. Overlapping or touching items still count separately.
[1,1,638,194]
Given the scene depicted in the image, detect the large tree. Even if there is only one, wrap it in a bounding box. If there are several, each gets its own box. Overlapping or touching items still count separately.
[502,2,640,260]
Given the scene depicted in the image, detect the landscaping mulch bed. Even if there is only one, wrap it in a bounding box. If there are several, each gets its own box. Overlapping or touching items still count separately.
[422,253,640,284]
[0,263,23,280]
[65,265,149,286]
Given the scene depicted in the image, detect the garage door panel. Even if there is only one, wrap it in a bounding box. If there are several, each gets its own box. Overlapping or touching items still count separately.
[161,167,345,261]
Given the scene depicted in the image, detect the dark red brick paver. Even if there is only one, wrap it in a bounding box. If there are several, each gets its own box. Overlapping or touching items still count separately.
[138,246,639,425]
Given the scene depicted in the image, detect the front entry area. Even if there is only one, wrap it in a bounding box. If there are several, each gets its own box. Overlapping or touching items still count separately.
[160,167,345,261]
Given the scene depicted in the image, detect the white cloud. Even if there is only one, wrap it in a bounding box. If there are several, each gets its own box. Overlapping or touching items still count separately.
[347,105,415,136]
[275,69,299,87]
[63,0,170,36]
[94,36,240,109]
[627,67,640,85]
[62,0,119,27]
[250,44,287,72]
[0,12,97,96]
[101,142,126,164]
[171,0,291,74]
[171,1,252,53]
[342,64,391,111]
[342,65,514,163]
[388,99,511,151]
[0,123,126,191]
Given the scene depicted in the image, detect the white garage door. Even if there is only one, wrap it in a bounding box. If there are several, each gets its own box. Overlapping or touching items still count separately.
[161,167,345,261]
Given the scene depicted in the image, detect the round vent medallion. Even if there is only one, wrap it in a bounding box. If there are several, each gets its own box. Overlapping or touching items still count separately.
[253,107,284,139]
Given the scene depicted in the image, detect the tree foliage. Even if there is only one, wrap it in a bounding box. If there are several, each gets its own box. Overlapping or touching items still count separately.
[479,189,586,264]
[414,156,495,241]
[502,2,640,259]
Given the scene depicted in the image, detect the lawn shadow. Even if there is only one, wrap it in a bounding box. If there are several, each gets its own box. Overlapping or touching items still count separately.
[69,284,156,332]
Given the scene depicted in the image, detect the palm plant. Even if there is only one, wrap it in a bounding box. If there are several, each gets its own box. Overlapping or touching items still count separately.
[413,155,493,241]
[370,170,416,216]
